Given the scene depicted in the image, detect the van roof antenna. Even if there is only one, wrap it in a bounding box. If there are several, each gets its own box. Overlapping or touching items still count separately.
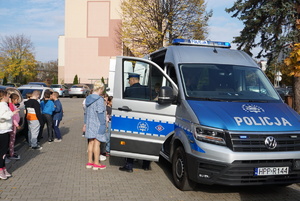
[209,40,218,53]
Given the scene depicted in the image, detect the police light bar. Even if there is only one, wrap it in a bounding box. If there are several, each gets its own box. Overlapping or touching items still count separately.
[172,39,231,48]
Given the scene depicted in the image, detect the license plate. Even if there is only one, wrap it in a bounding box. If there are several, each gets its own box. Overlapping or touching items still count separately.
[254,167,289,176]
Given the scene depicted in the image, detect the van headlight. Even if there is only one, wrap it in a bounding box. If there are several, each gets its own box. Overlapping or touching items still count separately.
[193,124,226,146]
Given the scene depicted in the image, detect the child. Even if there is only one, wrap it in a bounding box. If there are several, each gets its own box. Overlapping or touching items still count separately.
[24,90,43,150]
[22,93,32,144]
[52,92,63,142]
[85,81,106,170]
[40,90,55,143]
[99,94,109,161]
[8,93,21,160]
[0,89,19,180]
[82,98,86,137]
[105,96,113,156]
[26,93,32,99]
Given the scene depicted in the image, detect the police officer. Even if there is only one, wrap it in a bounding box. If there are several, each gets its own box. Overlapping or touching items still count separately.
[124,73,150,99]
[119,73,151,172]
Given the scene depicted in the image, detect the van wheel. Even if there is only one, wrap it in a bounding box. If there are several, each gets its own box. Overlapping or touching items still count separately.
[172,146,196,191]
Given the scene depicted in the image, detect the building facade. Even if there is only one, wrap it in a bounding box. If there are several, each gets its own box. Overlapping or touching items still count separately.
[58,0,122,84]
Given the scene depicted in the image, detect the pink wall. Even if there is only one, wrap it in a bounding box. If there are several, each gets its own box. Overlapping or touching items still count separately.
[98,19,122,56]
[87,1,109,37]
[61,1,122,84]
[65,38,108,83]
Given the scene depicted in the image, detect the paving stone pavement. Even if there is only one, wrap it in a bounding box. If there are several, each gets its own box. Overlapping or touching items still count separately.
[1,98,300,201]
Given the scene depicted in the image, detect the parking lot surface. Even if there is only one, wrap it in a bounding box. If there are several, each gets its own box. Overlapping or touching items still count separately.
[1,98,300,201]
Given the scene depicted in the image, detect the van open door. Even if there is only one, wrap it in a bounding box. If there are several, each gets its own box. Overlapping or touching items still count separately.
[110,56,177,161]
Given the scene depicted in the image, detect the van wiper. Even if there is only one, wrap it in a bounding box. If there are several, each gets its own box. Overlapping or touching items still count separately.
[197,97,227,102]
[246,100,269,103]
[232,99,268,103]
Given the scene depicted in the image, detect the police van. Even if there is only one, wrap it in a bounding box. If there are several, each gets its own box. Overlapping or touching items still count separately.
[110,39,300,190]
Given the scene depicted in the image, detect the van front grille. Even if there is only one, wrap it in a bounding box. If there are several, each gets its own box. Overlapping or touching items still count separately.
[229,132,300,152]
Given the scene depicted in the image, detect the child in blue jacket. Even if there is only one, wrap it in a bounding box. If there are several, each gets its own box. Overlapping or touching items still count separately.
[40,90,55,143]
[52,92,63,142]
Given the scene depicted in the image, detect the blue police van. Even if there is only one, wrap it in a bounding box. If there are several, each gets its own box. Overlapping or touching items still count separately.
[110,39,300,190]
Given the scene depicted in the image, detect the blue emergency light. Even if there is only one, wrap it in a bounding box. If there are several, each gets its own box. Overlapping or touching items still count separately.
[172,38,231,48]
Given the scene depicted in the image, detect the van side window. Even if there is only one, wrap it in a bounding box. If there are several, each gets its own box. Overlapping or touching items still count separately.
[122,59,170,101]
[123,60,151,101]
[167,65,178,86]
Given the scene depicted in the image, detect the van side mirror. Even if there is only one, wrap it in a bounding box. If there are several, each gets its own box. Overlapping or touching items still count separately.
[158,86,174,105]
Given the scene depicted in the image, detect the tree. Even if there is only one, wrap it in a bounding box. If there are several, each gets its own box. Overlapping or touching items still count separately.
[121,0,211,57]
[0,34,37,84]
[284,44,300,77]
[226,1,300,112]
[73,74,79,84]
[226,1,300,59]
[284,43,300,110]
[2,76,7,85]
[36,60,58,85]
[53,76,58,84]
[101,77,107,94]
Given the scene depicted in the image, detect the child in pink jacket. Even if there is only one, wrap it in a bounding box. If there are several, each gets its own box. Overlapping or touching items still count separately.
[8,93,21,160]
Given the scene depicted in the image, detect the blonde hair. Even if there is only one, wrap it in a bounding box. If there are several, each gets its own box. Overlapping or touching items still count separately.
[32,90,41,98]
[0,89,7,101]
[93,80,104,92]
[6,88,21,103]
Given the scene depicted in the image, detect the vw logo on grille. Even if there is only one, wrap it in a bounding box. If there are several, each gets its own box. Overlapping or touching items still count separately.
[265,136,277,150]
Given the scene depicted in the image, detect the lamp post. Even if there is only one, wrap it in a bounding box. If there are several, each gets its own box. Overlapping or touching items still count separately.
[275,71,282,87]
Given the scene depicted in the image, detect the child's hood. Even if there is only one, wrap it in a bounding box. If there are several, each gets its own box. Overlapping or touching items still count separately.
[85,94,101,107]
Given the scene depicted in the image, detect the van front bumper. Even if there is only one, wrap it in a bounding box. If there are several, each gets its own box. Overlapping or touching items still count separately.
[187,153,300,186]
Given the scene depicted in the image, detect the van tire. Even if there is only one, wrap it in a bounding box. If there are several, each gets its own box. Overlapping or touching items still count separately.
[172,146,196,191]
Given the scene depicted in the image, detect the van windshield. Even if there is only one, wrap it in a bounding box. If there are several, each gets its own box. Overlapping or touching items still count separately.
[180,64,281,102]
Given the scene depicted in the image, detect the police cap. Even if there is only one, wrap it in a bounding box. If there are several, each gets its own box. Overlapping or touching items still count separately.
[127,73,140,79]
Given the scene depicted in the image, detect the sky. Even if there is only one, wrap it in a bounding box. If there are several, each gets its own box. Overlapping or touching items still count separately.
[0,0,253,62]
[206,0,242,46]
[0,0,64,62]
